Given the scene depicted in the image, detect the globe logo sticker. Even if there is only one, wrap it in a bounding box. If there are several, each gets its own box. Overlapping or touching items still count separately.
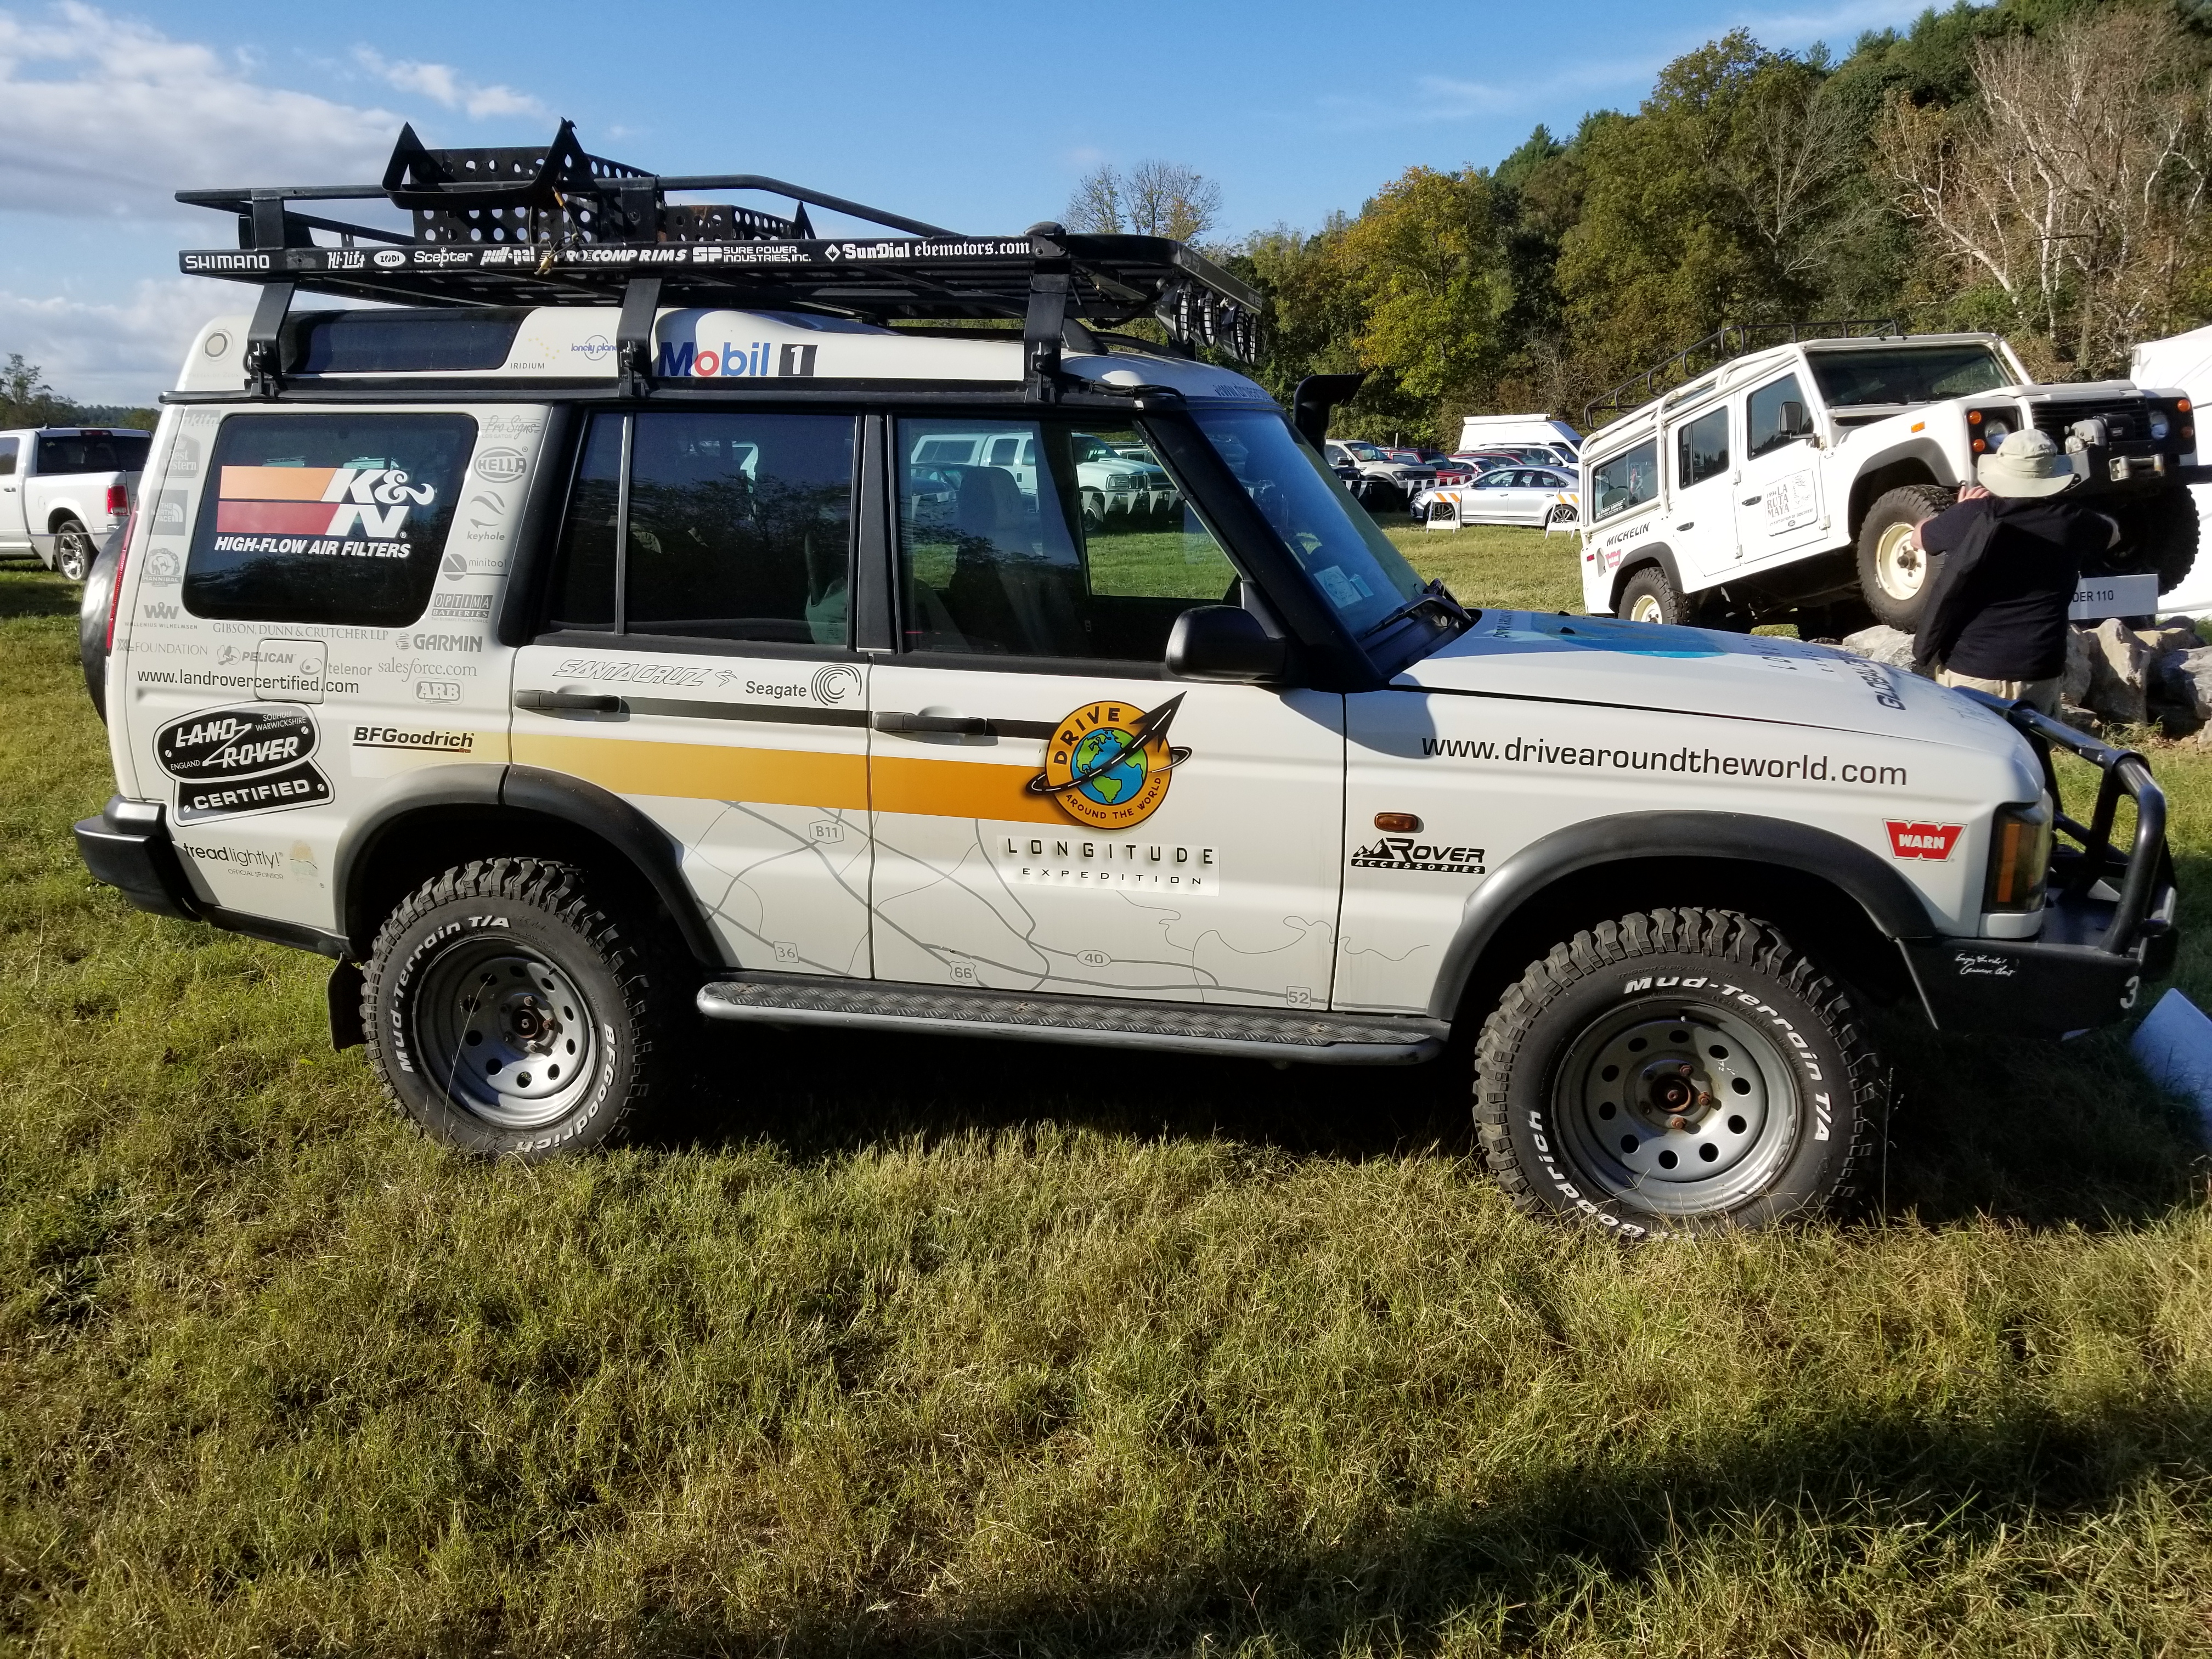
[1028,694,1191,830]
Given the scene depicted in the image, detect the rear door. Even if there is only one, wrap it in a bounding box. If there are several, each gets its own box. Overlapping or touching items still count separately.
[510,408,872,977]
[1667,403,1739,580]
[866,413,1344,1009]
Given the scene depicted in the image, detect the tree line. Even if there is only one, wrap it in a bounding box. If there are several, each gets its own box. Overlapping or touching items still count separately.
[1,356,156,431]
[1083,0,2212,445]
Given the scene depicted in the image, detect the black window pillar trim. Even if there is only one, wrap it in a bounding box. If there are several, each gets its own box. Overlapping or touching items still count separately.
[496,403,579,648]
[1140,410,1385,692]
[853,411,893,651]
[616,276,661,399]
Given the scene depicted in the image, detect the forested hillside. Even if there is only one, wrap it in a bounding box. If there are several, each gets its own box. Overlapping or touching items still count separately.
[1223,0,2212,443]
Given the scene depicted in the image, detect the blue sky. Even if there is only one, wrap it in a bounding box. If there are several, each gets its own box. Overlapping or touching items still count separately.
[0,0,1937,402]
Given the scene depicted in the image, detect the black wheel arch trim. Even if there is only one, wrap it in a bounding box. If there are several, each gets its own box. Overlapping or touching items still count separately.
[333,761,726,968]
[1428,809,1937,1020]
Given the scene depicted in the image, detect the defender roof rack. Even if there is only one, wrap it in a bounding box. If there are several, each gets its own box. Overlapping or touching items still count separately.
[176,122,1261,397]
[1584,318,1904,428]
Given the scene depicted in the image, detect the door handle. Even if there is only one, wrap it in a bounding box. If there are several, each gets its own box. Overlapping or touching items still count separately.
[516,689,625,713]
[1741,494,1763,505]
[872,710,991,736]
[1675,521,1693,531]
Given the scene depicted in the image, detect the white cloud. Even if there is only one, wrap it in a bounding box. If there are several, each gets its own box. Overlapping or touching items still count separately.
[0,3,402,219]
[352,46,546,121]
[0,277,225,403]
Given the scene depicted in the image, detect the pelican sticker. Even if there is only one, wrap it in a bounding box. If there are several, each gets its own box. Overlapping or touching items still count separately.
[1028,695,1192,830]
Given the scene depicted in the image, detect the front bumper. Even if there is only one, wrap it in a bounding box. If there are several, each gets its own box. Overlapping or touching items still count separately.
[73,795,200,921]
[1905,702,2179,1036]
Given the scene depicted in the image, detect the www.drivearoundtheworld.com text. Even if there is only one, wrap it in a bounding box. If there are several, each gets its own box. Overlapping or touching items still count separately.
[1420,736,1909,787]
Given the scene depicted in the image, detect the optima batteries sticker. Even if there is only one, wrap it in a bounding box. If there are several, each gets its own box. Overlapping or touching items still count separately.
[156,703,332,822]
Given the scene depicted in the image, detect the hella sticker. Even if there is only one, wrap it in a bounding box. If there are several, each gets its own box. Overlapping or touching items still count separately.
[1887,821,1963,860]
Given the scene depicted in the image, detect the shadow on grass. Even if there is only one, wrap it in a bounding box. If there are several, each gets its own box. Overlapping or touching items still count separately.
[622,1390,2212,1655]
[0,559,82,620]
[654,1004,2207,1232]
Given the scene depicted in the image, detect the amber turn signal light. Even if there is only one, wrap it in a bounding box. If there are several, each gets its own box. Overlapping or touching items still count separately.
[1374,812,1422,832]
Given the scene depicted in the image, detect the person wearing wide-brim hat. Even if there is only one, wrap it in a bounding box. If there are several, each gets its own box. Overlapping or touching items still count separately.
[1908,429,2120,713]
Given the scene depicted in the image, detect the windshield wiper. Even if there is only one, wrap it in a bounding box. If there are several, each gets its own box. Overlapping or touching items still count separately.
[1361,578,1474,639]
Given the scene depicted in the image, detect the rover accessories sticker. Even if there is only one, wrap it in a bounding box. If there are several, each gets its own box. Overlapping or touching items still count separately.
[1350,836,1486,875]
[1027,695,1192,831]
[155,703,332,822]
[1887,821,1963,860]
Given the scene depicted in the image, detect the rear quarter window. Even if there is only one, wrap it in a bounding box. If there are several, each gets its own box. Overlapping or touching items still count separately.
[1589,439,1659,522]
[182,413,477,627]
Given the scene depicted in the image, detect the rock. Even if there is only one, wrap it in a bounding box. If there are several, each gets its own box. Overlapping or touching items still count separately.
[1838,625,1921,672]
[2063,626,2097,707]
[2059,703,2103,735]
[2158,645,2212,726]
[2137,617,2202,656]
[2083,617,2150,725]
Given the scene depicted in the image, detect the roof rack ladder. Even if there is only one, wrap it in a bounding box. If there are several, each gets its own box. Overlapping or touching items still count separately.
[1023,225,1070,403]
[617,276,662,399]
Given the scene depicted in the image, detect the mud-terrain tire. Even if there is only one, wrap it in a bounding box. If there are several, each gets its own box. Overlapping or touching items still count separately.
[52,516,94,582]
[2107,488,2199,595]
[363,859,674,1159]
[1618,563,1690,626]
[1474,908,1886,1237]
[1857,483,1957,631]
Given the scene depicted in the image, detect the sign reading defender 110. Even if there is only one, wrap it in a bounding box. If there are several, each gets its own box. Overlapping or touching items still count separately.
[1577,330,2199,635]
[74,123,2177,1240]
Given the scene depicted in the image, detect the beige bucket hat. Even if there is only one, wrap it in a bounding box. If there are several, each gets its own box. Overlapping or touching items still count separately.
[1977,427,2078,498]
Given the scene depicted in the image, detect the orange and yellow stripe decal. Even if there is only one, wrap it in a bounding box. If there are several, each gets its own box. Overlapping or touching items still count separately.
[510,732,1073,826]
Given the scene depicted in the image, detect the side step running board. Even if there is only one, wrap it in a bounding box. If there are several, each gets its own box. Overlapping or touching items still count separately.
[696,977,1447,1065]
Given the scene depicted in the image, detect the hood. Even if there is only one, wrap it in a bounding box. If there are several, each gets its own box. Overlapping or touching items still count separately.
[1396,612,2034,755]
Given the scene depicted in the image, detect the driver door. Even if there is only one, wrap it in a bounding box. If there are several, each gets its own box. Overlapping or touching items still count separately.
[1734,373,1829,564]
[866,414,1345,1010]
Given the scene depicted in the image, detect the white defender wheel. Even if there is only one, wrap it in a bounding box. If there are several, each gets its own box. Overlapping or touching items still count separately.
[1855,483,1957,631]
[1474,908,1886,1236]
[1618,563,1690,626]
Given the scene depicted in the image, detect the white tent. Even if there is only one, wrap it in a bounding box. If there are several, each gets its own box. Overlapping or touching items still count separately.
[2132,324,2212,614]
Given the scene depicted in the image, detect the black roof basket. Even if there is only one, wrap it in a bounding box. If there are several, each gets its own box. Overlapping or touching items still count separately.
[1583,318,1904,428]
[175,121,1263,390]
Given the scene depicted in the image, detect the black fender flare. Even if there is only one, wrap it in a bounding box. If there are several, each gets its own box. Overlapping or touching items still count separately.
[1846,440,1962,524]
[1605,541,1692,611]
[1427,810,1936,1020]
[333,763,726,967]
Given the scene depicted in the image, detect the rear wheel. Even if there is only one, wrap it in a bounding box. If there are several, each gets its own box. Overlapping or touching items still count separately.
[363,858,675,1159]
[1474,908,1884,1237]
[1856,484,1957,630]
[52,517,93,582]
[1544,503,1578,528]
[1618,563,1690,625]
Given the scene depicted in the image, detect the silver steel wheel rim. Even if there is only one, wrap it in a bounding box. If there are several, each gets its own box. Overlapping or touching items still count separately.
[412,940,599,1130]
[1554,1000,1800,1217]
[1628,592,1665,624]
[1875,522,1923,601]
[57,532,90,580]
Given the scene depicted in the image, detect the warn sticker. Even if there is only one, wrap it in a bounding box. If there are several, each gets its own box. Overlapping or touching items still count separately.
[1887,821,1963,860]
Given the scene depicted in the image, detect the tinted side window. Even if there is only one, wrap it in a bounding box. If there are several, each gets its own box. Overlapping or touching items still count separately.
[183,413,475,626]
[546,414,621,631]
[0,438,15,478]
[1747,375,1810,459]
[34,433,151,475]
[625,412,854,645]
[1590,439,1658,522]
[1675,407,1729,487]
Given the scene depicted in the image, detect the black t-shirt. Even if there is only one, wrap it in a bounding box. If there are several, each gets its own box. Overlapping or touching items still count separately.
[1916,494,2117,680]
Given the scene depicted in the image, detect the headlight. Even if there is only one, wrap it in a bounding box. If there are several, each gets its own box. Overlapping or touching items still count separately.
[1984,798,2053,914]
[1967,405,2019,455]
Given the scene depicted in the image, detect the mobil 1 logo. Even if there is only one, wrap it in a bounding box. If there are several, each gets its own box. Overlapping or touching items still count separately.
[155,703,332,823]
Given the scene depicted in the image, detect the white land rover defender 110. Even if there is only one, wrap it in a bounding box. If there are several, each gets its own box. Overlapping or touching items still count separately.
[72,127,2180,1235]
[1577,325,2200,634]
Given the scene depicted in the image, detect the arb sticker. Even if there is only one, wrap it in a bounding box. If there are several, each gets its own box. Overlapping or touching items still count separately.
[1886,821,1962,860]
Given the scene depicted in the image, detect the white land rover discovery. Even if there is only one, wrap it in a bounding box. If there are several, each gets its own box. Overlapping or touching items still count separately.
[72,127,2180,1235]
[1578,329,2200,635]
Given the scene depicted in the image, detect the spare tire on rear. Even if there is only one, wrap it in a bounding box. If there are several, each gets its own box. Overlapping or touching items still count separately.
[1855,483,1959,631]
[78,537,120,724]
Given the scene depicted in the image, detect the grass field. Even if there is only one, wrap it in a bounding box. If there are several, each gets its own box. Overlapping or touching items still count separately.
[5,538,2212,1656]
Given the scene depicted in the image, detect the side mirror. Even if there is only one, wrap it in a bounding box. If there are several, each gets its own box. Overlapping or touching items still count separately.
[1780,399,1810,437]
[1166,605,1288,684]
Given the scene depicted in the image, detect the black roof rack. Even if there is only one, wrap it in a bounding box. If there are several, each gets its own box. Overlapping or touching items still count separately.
[177,122,1261,397]
[1583,318,1904,428]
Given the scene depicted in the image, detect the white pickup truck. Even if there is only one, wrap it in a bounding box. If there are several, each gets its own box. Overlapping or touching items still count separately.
[0,426,149,580]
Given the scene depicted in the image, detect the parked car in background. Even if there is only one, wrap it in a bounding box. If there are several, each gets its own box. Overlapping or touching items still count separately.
[1457,412,1583,457]
[1417,464,1581,527]
[0,426,146,580]
[1325,438,1437,508]
[1451,449,1522,473]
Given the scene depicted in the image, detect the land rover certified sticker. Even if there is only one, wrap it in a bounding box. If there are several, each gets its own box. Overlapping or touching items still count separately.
[1349,835,1486,874]
[155,703,332,822]
[1886,821,1962,860]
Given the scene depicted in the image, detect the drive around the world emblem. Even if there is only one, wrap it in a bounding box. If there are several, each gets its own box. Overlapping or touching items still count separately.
[1028,695,1192,830]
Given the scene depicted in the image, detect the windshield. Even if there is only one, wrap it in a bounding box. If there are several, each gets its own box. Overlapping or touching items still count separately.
[1195,409,1427,636]
[1338,441,1384,460]
[1807,346,2011,408]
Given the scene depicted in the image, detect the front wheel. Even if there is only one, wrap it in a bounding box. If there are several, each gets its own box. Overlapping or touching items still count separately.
[52,517,94,582]
[1856,484,1957,630]
[363,857,675,1159]
[1474,908,1884,1236]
